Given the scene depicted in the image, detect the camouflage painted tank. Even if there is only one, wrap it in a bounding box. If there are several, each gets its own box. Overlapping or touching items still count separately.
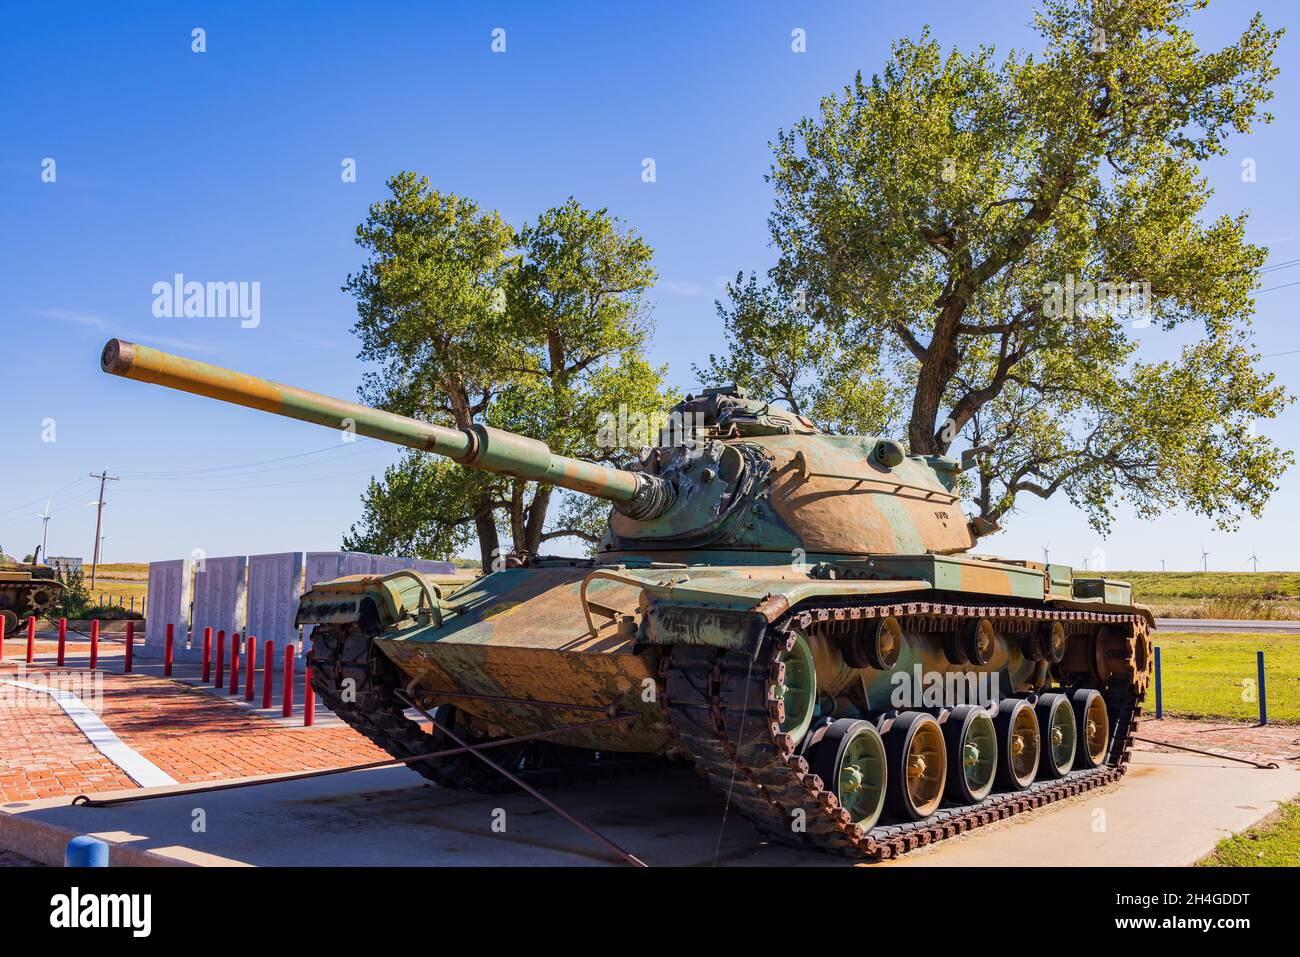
[101,338,1154,860]
[0,562,64,635]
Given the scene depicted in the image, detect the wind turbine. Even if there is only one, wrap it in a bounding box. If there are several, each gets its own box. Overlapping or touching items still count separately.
[1042,544,1050,565]
[1249,549,1259,573]
[1200,546,1210,572]
[34,497,52,563]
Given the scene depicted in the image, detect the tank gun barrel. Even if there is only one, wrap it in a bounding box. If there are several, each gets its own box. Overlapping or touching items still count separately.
[100,339,674,519]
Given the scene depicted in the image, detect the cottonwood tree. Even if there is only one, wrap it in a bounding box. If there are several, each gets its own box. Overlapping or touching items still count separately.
[751,0,1290,536]
[696,272,905,436]
[343,176,669,565]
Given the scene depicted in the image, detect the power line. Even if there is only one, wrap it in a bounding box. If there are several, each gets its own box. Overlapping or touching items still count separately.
[120,441,389,483]
[0,476,90,520]
[1258,279,1300,294]
[111,464,389,494]
[116,437,378,479]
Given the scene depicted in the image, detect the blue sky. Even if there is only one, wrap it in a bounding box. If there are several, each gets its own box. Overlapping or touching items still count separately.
[2,0,1297,573]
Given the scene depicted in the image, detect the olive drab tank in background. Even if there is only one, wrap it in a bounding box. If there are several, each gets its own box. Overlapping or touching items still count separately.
[0,562,64,635]
[101,337,1155,860]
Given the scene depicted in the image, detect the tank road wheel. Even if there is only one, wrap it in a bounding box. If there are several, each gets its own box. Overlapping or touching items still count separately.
[941,705,997,803]
[773,630,817,746]
[1071,689,1110,769]
[994,698,1040,790]
[843,615,903,671]
[883,712,947,820]
[1025,621,1066,664]
[1034,693,1077,778]
[961,618,996,666]
[807,719,888,830]
[0,611,18,637]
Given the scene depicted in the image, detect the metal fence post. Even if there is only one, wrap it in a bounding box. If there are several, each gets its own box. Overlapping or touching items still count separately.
[1257,650,1268,726]
[1153,645,1162,720]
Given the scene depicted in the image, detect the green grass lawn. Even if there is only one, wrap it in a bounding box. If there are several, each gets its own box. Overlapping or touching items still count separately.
[1199,799,1300,866]
[1152,632,1299,723]
[1114,571,1300,620]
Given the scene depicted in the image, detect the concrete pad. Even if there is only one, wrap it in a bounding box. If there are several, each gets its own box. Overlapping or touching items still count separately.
[4,751,1296,867]
[893,751,1300,867]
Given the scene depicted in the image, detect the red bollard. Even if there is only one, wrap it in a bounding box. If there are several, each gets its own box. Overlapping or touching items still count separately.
[124,620,134,673]
[229,632,241,694]
[282,644,295,717]
[89,619,99,671]
[201,626,213,683]
[164,622,174,677]
[26,617,36,664]
[215,630,226,688]
[262,639,274,708]
[304,666,315,726]
[245,635,256,701]
[57,617,67,666]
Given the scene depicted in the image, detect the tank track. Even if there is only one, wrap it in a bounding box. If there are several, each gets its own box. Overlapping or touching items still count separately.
[664,600,1144,860]
[308,622,660,793]
[308,622,514,792]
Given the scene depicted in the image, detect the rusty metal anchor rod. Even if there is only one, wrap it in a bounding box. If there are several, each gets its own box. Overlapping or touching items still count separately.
[396,689,648,868]
[71,712,638,808]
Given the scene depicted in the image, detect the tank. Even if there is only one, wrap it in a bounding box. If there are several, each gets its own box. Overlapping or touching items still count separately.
[0,562,64,636]
[101,337,1154,860]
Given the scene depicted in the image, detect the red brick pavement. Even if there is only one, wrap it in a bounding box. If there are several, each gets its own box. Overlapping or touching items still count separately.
[1,654,390,804]
[1134,716,1300,768]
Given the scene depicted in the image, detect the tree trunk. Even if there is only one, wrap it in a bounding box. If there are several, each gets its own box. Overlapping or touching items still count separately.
[474,507,500,570]
[907,299,965,453]
[523,485,553,556]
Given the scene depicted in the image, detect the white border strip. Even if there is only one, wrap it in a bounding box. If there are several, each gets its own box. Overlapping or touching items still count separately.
[2,678,177,788]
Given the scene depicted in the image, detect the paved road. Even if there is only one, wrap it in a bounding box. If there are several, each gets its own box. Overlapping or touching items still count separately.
[3,751,1296,867]
[1155,618,1300,634]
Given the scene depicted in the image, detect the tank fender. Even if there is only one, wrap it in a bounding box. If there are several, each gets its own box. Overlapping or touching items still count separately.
[639,575,931,649]
[295,570,449,631]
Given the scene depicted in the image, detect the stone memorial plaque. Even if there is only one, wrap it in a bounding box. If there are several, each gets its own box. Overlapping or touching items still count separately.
[191,555,247,643]
[142,559,193,657]
[245,552,305,655]
[302,551,347,646]
[340,551,376,576]
[412,559,456,575]
[370,554,413,575]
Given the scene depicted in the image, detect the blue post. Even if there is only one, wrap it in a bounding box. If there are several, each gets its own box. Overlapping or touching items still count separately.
[1153,646,1162,720]
[1257,651,1268,726]
[65,835,109,867]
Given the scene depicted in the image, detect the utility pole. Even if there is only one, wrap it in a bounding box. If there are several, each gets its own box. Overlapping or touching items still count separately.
[88,471,118,588]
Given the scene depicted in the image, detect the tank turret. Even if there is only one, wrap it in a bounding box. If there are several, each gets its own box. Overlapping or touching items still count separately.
[101,338,973,558]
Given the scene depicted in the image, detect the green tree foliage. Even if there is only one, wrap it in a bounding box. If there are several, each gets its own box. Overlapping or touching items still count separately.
[721,0,1289,536]
[343,176,671,564]
[696,272,905,435]
[53,570,90,620]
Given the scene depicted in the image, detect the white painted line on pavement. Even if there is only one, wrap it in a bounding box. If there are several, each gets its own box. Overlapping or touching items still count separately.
[1,678,177,788]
